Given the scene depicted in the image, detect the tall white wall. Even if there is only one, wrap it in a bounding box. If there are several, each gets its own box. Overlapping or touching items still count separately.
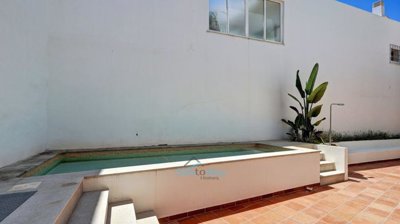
[46,0,285,148]
[0,1,48,167]
[282,0,400,134]
[46,0,400,149]
[1,0,400,161]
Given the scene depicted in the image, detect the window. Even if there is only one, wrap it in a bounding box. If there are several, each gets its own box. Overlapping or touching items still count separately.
[209,0,228,32]
[265,0,281,42]
[209,0,283,43]
[390,44,400,64]
[228,0,246,36]
[248,0,265,39]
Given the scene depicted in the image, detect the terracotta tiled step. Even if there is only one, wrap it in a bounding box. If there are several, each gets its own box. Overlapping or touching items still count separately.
[320,161,336,172]
[68,190,109,224]
[108,201,136,224]
[136,211,159,224]
[320,170,345,186]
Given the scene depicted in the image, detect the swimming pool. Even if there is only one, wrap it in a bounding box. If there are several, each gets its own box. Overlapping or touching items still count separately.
[25,144,292,176]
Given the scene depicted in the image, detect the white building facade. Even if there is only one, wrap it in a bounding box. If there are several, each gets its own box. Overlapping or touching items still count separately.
[1,0,400,167]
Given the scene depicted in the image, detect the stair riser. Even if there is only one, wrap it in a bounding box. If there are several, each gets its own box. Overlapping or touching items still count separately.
[320,174,345,185]
[320,163,336,172]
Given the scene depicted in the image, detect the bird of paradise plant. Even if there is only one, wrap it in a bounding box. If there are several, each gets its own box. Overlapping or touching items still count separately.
[282,63,328,143]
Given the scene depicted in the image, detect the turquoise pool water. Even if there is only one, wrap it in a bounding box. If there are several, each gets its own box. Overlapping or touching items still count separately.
[46,148,264,175]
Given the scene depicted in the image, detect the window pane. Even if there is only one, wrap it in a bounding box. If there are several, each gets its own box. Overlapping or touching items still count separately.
[392,49,400,63]
[248,0,264,39]
[266,1,281,42]
[209,0,228,32]
[228,0,245,36]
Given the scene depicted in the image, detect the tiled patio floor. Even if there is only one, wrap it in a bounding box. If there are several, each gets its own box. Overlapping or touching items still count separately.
[160,160,400,224]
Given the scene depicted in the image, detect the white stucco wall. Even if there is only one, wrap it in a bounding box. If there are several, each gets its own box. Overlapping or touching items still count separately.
[46,0,286,148]
[46,0,400,149]
[282,0,400,134]
[1,0,400,164]
[0,1,48,167]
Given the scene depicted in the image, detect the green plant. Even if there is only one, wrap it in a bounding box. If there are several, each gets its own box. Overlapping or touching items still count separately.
[320,130,400,142]
[282,63,328,143]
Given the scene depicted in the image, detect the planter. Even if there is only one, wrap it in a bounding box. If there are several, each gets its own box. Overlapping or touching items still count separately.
[337,139,400,165]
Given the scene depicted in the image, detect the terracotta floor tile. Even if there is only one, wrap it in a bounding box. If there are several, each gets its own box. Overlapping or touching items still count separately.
[388,208,400,221]
[279,219,299,224]
[356,210,388,223]
[384,218,400,224]
[284,201,306,211]
[321,214,347,224]
[329,204,362,221]
[350,216,377,224]
[311,200,338,213]
[249,210,285,224]
[235,209,260,220]
[202,219,228,224]
[221,214,248,224]
[272,205,298,217]
[291,212,317,224]
[302,207,327,219]
[365,207,390,218]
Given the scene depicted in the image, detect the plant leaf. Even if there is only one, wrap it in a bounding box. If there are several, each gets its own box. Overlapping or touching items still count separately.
[313,117,326,126]
[295,114,305,127]
[296,71,305,98]
[288,94,304,110]
[307,105,323,118]
[290,106,300,114]
[307,82,328,104]
[305,63,319,95]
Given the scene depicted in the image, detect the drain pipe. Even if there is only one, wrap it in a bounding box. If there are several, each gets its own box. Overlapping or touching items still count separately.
[329,103,345,145]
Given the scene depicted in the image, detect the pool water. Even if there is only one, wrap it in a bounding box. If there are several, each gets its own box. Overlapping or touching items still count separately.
[34,144,291,175]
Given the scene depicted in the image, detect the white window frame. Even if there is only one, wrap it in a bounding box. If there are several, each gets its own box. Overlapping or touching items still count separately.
[390,44,400,65]
[208,0,284,44]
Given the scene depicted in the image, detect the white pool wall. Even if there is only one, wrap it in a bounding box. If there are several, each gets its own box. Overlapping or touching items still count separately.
[83,149,320,218]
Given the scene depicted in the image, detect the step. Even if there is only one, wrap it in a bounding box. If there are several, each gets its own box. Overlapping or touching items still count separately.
[320,171,345,186]
[108,201,136,224]
[320,152,325,161]
[68,190,109,224]
[136,211,159,224]
[320,161,336,172]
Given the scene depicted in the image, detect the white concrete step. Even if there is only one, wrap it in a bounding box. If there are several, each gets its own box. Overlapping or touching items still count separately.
[136,211,159,224]
[320,171,345,186]
[68,190,109,224]
[108,201,136,224]
[320,152,325,161]
[320,161,336,172]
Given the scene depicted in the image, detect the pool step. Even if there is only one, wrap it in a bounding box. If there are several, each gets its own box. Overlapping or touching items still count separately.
[319,151,345,185]
[320,170,345,186]
[136,211,160,224]
[320,161,336,172]
[68,190,109,224]
[108,201,136,224]
[320,152,325,161]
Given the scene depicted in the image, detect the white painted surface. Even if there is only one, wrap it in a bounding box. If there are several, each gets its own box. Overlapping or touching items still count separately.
[83,151,320,218]
[339,139,400,164]
[109,202,136,224]
[1,0,400,166]
[315,144,348,180]
[0,1,48,167]
[46,0,400,149]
